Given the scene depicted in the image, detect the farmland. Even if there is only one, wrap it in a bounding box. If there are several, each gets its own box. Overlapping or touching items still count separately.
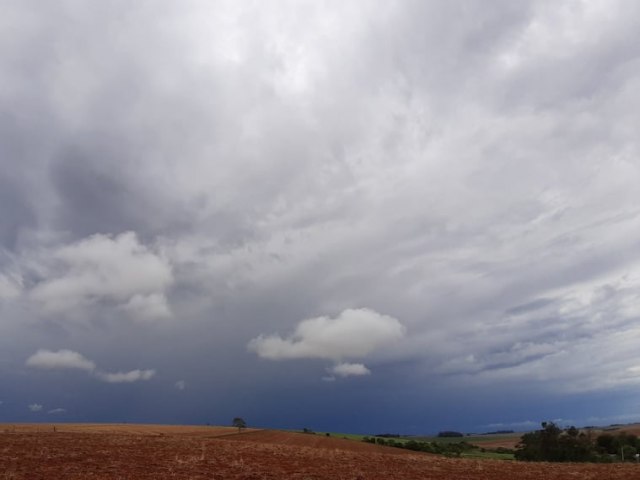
[3,423,640,479]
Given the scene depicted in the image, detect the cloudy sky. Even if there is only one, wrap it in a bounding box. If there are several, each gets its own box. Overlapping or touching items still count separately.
[2,0,640,434]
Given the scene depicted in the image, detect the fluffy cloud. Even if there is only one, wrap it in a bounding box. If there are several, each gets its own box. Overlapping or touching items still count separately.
[28,232,173,320]
[26,349,155,384]
[174,380,186,390]
[249,308,404,377]
[28,403,43,412]
[248,308,405,361]
[330,362,371,377]
[120,293,171,321]
[26,349,96,371]
[96,369,156,384]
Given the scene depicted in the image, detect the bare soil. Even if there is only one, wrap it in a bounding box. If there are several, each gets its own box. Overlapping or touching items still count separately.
[2,423,639,479]
[470,435,522,450]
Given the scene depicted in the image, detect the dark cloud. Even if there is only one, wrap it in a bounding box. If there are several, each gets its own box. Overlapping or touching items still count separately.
[51,146,142,237]
[1,0,640,432]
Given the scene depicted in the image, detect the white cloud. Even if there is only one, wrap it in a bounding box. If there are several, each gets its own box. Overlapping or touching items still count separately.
[120,293,171,321]
[430,268,640,393]
[29,232,173,320]
[330,362,371,377]
[26,349,155,384]
[174,380,186,390]
[26,349,96,371]
[48,408,66,414]
[248,308,405,361]
[96,369,156,384]
[28,403,43,412]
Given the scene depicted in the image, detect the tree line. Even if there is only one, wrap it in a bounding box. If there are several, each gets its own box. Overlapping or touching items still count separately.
[515,422,640,462]
[362,436,479,457]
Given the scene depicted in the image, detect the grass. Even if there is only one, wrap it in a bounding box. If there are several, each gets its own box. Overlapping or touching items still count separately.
[410,434,519,445]
[316,432,369,441]
[291,429,519,461]
[461,451,516,460]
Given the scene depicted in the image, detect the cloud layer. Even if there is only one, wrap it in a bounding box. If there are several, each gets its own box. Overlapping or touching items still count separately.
[2,0,640,431]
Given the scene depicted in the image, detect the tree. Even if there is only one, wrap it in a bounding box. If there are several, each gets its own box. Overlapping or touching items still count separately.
[232,417,247,433]
[515,422,594,462]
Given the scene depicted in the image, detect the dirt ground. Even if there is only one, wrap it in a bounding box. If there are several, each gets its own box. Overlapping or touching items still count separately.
[2,424,640,479]
[470,435,522,450]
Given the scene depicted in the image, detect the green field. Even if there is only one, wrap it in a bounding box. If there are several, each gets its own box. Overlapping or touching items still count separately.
[411,434,520,445]
[307,430,518,460]
[461,451,515,460]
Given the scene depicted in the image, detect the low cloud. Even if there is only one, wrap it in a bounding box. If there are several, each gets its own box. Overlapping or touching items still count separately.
[26,349,155,384]
[248,308,405,361]
[174,380,186,390]
[28,403,43,412]
[96,369,156,384]
[48,408,66,414]
[28,232,173,321]
[120,293,171,321]
[330,362,371,377]
[26,349,96,371]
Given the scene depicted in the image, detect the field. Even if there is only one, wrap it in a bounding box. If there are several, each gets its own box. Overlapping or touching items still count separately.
[2,423,640,479]
[411,433,522,449]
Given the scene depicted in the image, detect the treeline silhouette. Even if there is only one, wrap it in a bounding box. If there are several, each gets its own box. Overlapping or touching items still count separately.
[515,422,640,462]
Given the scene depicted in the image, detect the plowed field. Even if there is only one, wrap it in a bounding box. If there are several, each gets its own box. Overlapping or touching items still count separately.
[2,423,639,479]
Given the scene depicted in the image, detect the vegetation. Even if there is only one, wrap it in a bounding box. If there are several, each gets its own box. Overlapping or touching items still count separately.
[438,431,464,438]
[515,422,640,463]
[232,417,246,433]
[361,435,513,458]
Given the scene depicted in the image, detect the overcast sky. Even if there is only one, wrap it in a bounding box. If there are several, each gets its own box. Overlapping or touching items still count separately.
[2,0,640,434]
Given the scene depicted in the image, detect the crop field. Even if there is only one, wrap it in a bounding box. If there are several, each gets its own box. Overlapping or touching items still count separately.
[408,433,519,447]
[2,423,640,479]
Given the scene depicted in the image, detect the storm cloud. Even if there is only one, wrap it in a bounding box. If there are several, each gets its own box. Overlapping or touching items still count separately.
[2,0,640,432]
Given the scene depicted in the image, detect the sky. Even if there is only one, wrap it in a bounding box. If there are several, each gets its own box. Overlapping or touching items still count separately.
[1,0,640,435]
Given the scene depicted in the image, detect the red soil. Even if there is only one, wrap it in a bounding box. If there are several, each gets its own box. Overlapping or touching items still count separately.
[472,437,522,450]
[222,429,416,454]
[1,424,639,479]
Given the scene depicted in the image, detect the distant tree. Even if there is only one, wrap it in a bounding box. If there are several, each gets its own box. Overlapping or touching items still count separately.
[232,417,247,433]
